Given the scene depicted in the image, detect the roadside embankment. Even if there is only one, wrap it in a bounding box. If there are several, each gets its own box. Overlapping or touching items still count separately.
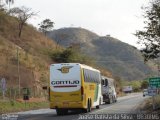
[0,98,49,114]
[137,95,160,113]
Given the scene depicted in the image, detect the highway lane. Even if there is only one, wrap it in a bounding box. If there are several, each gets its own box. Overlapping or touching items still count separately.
[1,93,150,120]
[90,93,147,114]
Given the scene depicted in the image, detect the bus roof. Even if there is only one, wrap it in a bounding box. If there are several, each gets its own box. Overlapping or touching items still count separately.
[50,63,100,73]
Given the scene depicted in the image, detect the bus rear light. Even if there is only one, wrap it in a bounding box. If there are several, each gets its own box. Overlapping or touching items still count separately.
[81,86,84,101]
[81,86,84,95]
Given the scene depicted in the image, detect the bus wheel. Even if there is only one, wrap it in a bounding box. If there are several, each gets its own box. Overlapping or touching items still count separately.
[96,99,101,109]
[89,99,92,112]
[96,105,100,109]
[84,100,91,113]
[56,109,68,115]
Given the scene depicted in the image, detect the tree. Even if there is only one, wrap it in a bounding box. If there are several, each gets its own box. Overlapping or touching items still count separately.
[10,6,38,38]
[51,48,79,63]
[0,0,5,10]
[141,80,149,89]
[38,19,54,36]
[51,47,90,64]
[5,0,14,10]
[135,0,160,61]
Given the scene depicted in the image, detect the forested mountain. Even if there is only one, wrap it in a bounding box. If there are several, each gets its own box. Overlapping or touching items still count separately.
[48,27,156,80]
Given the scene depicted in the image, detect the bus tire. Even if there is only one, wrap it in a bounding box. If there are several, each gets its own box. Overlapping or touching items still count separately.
[84,99,91,113]
[56,109,62,115]
[89,99,92,112]
[56,109,68,116]
[96,105,100,109]
[96,99,101,109]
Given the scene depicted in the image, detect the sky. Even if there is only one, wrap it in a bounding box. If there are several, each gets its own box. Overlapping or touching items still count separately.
[10,0,150,48]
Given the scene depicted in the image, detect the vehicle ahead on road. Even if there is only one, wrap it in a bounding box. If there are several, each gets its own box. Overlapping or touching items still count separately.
[101,76,117,104]
[143,89,148,97]
[49,63,103,115]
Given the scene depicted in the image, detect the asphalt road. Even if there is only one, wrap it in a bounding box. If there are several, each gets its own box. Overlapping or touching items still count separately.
[1,93,151,120]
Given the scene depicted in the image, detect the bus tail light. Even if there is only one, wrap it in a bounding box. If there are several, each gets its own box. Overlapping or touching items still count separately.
[81,86,84,95]
[81,86,84,101]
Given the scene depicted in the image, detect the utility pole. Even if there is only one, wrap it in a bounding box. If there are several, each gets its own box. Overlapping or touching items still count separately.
[17,47,21,97]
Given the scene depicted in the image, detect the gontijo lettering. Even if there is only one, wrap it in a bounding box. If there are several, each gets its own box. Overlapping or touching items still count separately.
[51,80,80,85]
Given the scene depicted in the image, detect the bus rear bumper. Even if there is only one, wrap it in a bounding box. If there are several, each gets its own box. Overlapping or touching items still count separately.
[50,101,85,109]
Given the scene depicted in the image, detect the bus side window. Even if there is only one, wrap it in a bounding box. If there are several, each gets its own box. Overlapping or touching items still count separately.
[87,70,90,82]
[83,69,86,81]
[86,70,89,82]
[90,71,93,83]
[93,72,96,83]
[84,69,88,82]
[88,70,91,82]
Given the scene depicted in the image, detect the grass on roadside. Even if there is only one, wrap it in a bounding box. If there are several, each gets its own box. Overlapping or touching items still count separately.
[0,100,49,114]
[138,95,160,113]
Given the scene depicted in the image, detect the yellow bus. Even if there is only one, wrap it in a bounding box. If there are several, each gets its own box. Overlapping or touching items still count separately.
[49,63,103,115]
